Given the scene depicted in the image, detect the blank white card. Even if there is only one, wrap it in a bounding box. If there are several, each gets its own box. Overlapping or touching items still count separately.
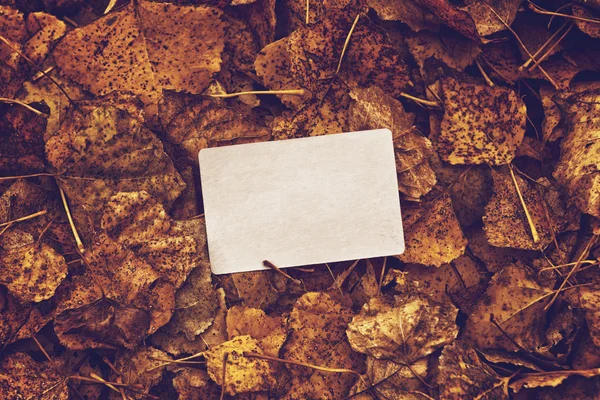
[199,129,404,275]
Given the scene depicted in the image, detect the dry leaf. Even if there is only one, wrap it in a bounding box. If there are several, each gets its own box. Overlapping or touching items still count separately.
[45,95,185,238]
[346,294,458,363]
[158,90,270,163]
[205,335,277,396]
[564,285,600,347]
[287,8,411,98]
[349,86,437,200]
[461,0,520,37]
[24,12,66,64]
[483,167,567,250]
[540,85,567,143]
[407,31,481,74]
[281,291,363,399]
[0,5,28,98]
[0,102,47,175]
[510,369,600,393]
[173,369,221,400]
[367,0,440,31]
[418,0,483,42]
[553,82,600,218]
[437,75,526,165]
[464,263,553,352]
[397,194,468,267]
[0,352,68,399]
[272,80,350,140]
[110,347,171,399]
[573,4,600,38]
[438,340,507,400]
[53,1,227,117]
[226,306,287,357]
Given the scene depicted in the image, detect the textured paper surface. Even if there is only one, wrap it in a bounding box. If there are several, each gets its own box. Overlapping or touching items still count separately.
[199,129,404,274]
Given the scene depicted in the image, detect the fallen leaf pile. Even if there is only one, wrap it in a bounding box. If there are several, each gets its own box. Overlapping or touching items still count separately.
[1,0,600,398]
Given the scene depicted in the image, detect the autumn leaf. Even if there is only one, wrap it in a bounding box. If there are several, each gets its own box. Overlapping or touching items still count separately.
[109,347,171,399]
[45,95,185,238]
[347,294,458,364]
[53,1,227,117]
[0,102,47,174]
[573,4,600,38]
[348,86,437,200]
[397,194,468,267]
[23,12,66,65]
[281,291,364,399]
[463,263,553,352]
[205,335,277,396]
[564,285,600,347]
[173,368,221,400]
[483,167,568,251]
[367,0,441,31]
[437,75,526,165]
[407,30,481,74]
[226,306,287,357]
[0,352,68,399]
[158,90,270,163]
[438,341,507,400]
[553,82,600,218]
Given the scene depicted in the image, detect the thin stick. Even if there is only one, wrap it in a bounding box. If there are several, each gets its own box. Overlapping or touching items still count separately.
[544,235,597,311]
[509,165,539,244]
[219,353,229,400]
[475,60,494,87]
[484,4,559,89]
[263,260,302,285]
[306,0,310,24]
[0,98,45,115]
[89,373,123,396]
[149,357,205,365]
[529,23,573,71]
[58,186,85,254]
[0,172,54,182]
[243,352,363,379]
[519,23,568,70]
[336,14,361,74]
[104,0,118,14]
[32,335,52,362]
[481,56,514,84]
[207,89,306,98]
[529,2,600,24]
[399,92,441,108]
[539,260,597,273]
[32,66,55,82]
[0,209,47,227]
[147,351,205,371]
[69,376,143,389]
[377,257,387,296]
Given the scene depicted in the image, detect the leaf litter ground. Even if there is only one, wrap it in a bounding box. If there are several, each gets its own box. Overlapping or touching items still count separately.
[1,0,600,399]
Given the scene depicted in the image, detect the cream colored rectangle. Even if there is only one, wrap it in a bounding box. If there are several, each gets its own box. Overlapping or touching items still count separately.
[199,129,404,275]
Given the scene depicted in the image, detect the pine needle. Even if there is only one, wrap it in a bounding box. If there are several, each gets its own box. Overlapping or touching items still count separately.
[0,172,54,182]
[508,164,540,244]
[305,0,310,24]
[544,235,598,311]
[529,23,573,71]
[399,92,441,108]
[519,23,568,70]
[58,186,85,254]
[336,13,361,74]
[475,60,494,87]
[263,260,302,285]
[104,0,118,14]
[243,352,363,379]
[207,89,306,98]
[219,353,229,400]
[32,335,52,363]
[0,209,47,228]
[0,98,45,115]
[529,2,600,25]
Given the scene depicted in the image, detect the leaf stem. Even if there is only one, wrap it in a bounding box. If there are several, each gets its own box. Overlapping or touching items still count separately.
[509,164,540,244]
[529,2,600,25]
[58,186,85,254]
[207,89,306,98]
[0,209,47,227]
[336,13,361,74]
[263,260,302,285]
[399,92,441,108]
[0,98,45,115]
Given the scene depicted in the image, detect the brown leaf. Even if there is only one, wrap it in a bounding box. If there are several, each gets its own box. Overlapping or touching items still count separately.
[461,0,520,37]
[226,306,287,357]
[438,340,507,400]
[573,4,600,38]
[418,0,483,42]
[23,12,66,64]
[287,8,412,99]
[173,369,221,400]
[463,263,553,352]
[110,347,171,399]
[53,1,227,117]
[0,352,68,399]
[281,291,363,399]
[483,167,567,250]
[510,369,600,393]
[205,335,277,396]
[407,31,481,74]
[564,285,600,347]
[349,86,437,200]
[45,95,185,238]
[397,194,467,267]
[272,80,350,140]
[255,37,312,109]
[0,5,28,98]
[540,85,567,143]
[367,0,440,31]
[346,294,458,363]
[437,75,526,165]
[158,90,270,163]
[553,82,600,218]
[0,102,47,175]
